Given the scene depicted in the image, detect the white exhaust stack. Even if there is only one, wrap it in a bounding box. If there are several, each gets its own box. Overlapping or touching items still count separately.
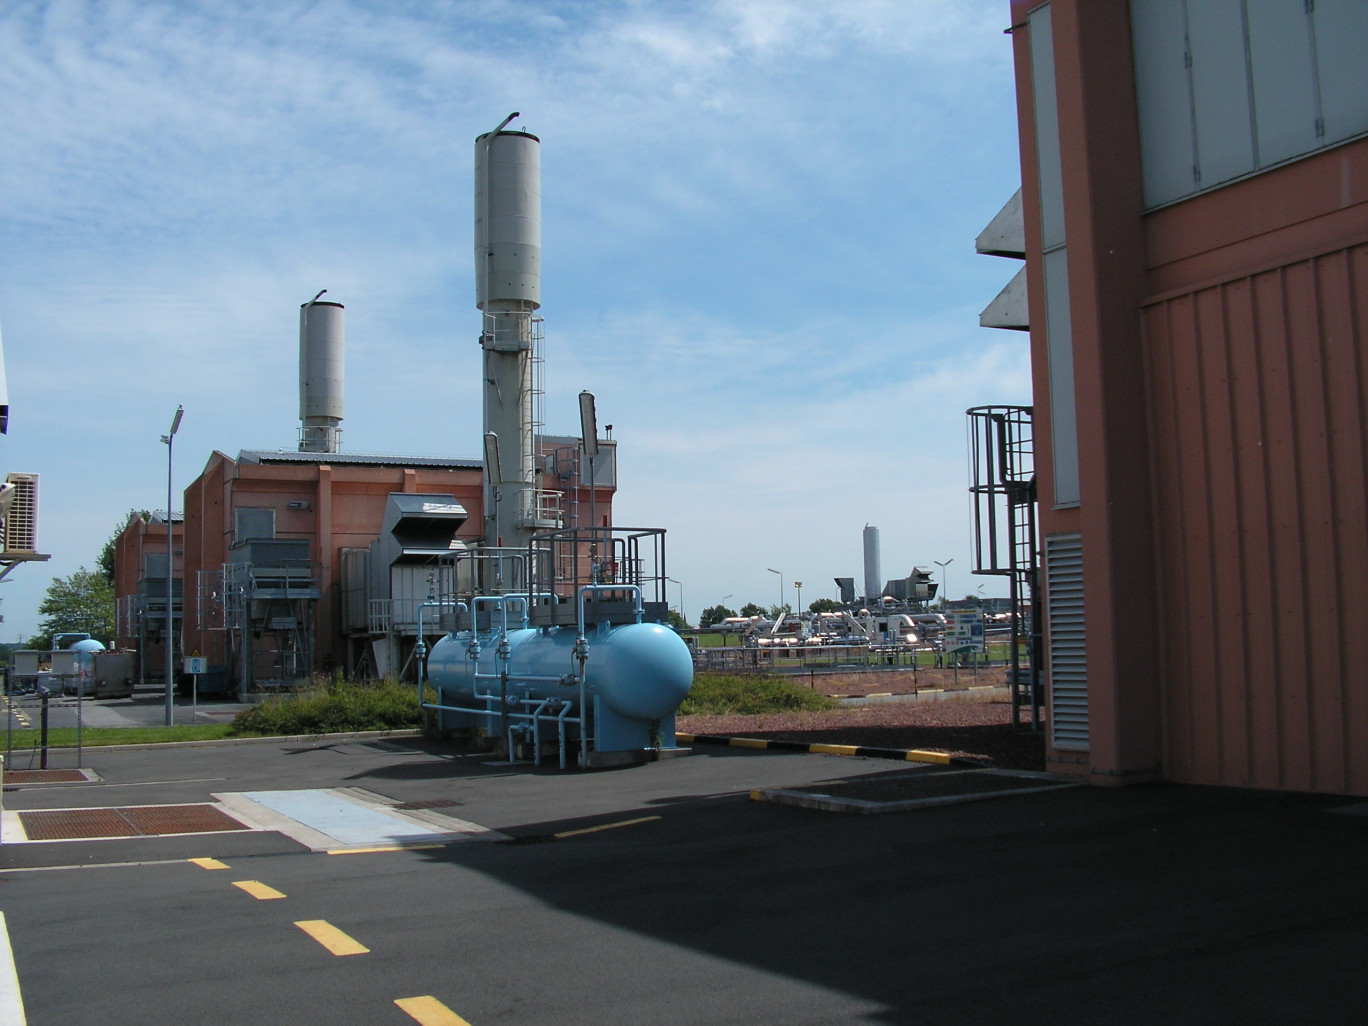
[863,524,881,603]
[474,114,540,550]
[299,291,344,453]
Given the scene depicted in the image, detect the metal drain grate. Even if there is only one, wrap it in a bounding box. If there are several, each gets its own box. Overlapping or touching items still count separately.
[4,769,92,785]
[19,804,250,841]
[394,799,462,810]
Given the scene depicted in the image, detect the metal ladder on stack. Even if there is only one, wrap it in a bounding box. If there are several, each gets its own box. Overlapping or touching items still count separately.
[967,406,1042,729]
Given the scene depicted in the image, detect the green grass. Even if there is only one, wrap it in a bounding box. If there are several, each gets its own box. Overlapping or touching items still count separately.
[228,678,422,737]
[690,631,734,648]
[0,724,233,750]
[678,672,838,716]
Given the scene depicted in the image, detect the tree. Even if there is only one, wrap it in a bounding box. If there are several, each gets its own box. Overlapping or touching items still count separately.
[739,602,767,618]
[31,567,115,649]
[809,598,839,614]
[698,604,737,628]
[664,608,689,631]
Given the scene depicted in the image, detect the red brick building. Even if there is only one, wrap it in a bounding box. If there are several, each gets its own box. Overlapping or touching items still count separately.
[1005,0,1368,794]
[113,512,183,685]
[115,440,614,692]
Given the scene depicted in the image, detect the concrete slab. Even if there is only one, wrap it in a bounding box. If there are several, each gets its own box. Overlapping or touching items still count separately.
[753,766,1079,813]
[217,787,506,851]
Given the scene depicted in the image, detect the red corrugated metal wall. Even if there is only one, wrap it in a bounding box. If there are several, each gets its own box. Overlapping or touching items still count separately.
[1143,244,1368,795]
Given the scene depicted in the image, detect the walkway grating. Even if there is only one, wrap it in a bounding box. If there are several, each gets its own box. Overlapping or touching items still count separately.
[4,769,94,785]
[18,804,250,841]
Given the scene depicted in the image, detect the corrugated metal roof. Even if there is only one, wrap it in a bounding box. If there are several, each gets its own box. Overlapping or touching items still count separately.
[237,450,482,471]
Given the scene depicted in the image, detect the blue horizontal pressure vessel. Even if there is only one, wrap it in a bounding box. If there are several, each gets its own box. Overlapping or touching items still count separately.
[426,621,693,759]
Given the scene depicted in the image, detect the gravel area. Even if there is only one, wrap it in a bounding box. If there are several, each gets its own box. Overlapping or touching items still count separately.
[678,668,1047,772]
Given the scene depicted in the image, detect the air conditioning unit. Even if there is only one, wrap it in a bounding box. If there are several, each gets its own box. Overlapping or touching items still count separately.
[3,472,39,553]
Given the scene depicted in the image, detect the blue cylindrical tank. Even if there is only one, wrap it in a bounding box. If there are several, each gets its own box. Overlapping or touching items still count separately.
[427,621,692,722]
[69,638,106,674]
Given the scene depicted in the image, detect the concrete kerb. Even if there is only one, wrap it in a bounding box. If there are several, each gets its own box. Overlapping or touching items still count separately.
[834,684,1008,705]
[675,732,979,767]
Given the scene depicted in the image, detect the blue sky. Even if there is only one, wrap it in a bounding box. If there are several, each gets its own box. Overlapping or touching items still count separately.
[0,0,1026,638]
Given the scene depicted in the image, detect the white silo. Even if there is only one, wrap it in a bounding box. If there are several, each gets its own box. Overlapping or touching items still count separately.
[299,293,344,453]
[474,114,541,550]
[863,524,881,603]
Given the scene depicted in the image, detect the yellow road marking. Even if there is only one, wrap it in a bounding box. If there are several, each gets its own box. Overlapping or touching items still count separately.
[1,697,30,727]
[905,749,951,765]
[326,844,445,856]
[810,743,860,756]
[189,857,230,870]
[294,920,369,956]
[233,880,286,900]
[395,995,474,1025]
[554,815,661,839]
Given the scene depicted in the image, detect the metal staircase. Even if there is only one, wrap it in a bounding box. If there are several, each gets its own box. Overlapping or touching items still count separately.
[968,406,1042,729]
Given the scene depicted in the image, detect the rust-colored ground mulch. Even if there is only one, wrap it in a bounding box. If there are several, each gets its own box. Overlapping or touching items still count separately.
[678,686,1047,772]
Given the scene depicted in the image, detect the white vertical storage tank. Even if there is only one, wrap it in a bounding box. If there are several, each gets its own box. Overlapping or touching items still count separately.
[474,121,541,551]
[863,524,881,603]
[299,299,345,453]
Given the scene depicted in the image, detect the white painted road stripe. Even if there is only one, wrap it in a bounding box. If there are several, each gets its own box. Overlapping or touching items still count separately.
[0,912,28,1025]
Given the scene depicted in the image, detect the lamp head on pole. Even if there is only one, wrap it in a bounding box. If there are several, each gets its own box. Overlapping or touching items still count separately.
[163,404,184,444]
[483,431,502,489]
[579,390,599,459]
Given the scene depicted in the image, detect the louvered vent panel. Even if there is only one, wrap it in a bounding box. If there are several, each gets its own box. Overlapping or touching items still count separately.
[4,472,39,553]
[1045,532,1088,749]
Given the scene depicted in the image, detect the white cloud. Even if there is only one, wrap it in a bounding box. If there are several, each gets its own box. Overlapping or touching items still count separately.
[0,0,1024,637]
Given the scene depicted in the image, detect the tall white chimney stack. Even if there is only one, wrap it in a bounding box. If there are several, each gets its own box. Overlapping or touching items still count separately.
[863,524,881,603]
[299,291,344,453]
[474,115,541,550]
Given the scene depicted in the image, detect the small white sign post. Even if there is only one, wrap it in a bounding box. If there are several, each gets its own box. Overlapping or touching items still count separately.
[184,656,208,721]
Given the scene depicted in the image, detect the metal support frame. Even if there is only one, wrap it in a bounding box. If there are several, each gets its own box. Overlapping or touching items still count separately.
[219,559,320,697]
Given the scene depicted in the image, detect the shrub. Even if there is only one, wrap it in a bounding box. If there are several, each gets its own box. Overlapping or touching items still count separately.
[678,672,837,716]
[227,678,423,737]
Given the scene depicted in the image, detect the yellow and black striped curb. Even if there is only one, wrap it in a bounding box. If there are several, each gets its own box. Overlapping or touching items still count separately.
[674,732,969,766]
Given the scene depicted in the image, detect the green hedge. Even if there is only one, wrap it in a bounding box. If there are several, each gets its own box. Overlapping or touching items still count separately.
[228,679,423,737]
[678,672,837,716]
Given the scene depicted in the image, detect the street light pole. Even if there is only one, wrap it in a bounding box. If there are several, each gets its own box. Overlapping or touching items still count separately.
[161,404,183,727]
[579,391,599,579]
[766,568,783,614]
[934,558,954,609]
[794,580,803,616]
[666,577,685,625]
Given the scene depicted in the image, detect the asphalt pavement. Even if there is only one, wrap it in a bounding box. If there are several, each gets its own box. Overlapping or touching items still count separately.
[0,735,1365,1025]
[2,685,252,735]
